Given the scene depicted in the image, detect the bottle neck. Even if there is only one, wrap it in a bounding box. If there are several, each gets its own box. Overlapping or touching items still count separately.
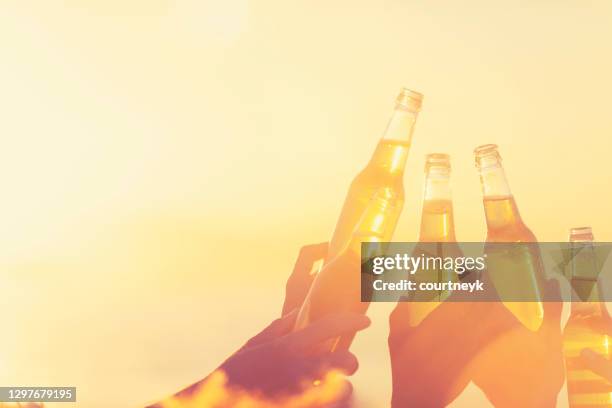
[381,104,418,144]
[424,167,452,201]
[368,141,410,175]
[368,104,418,175]
[349,189,401,257]
[569,241,607,316]
[419,168,456,242]
[478,161,524,232]
[478,162,512,198]
[570,298,606,316]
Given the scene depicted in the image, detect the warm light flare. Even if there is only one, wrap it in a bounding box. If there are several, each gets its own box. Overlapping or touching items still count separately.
[389,144,404,172]
[155,369,349,408]
[371,214,385,235]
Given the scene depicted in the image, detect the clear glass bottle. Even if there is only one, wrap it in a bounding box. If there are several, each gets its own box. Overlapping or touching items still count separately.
[475,144,544,331]
[326,88,422,262]
[563,227,612,407]
[408,153,462,326]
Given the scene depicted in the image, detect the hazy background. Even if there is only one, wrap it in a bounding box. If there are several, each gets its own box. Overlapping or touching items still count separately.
[1,1,611,406]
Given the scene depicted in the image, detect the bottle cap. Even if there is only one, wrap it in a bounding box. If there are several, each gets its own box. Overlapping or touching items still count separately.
[569,226,594,242]
[425,153,451,172]
[474,144,502,168]
[396,88,423,112]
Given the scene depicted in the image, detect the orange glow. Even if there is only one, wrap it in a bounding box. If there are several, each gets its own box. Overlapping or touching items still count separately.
[2,1,612,407]
[155,370,349,408]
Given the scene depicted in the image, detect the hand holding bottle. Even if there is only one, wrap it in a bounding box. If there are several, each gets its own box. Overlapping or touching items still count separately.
[471,279,565,408]
[388,152,505,408]
[217,310,370,397]
[388,299,500,408]
[148,244,368,407]
[563,227,612,407]
[149,311,369,408]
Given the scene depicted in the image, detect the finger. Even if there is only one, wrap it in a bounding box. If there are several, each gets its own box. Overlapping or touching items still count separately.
[299,242,329,260]
[580,348,612,382]
[246,310,299,347]
[265,308,299,335]
[338,379,354,402]
[293,243,329,277]
[318,351,360,375]
[323,379,354,407]
[283,313,370,351]
[282,243,329,316]
[307,378,353,407]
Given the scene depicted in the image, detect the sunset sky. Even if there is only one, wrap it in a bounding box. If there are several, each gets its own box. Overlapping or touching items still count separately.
[1,1,612,406]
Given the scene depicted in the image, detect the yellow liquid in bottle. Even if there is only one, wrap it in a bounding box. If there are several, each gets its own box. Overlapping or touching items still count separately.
[564,307,612,407]
[408,199,461,326]
[326,140,408,260]
[483,195,544,332]
[419,199,456,242]
[295,89,420,351]
[295,184,403,351]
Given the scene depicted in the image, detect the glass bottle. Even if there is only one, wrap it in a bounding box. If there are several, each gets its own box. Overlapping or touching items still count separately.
[475,144,545,331]
[563,227,612,408]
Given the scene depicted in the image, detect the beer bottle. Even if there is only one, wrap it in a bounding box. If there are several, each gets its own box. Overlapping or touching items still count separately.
[408,153,461,326]
[295,188,402,351]
[419,153,456,242]
[563,227,612,407]
[474,144,545,331]
[326,88,423,262]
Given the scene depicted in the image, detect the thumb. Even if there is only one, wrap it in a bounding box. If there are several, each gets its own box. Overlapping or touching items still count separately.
[245,309,299,348]
[282,242,328,315]
[311,350,360,376]
[282,313,370,351]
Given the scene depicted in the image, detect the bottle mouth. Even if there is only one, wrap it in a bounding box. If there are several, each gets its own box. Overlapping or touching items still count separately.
[474,144,499,156]
[474,144,501,168]
[569,226,594,242]
[425,153,451,172]
[396,88,423,111]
